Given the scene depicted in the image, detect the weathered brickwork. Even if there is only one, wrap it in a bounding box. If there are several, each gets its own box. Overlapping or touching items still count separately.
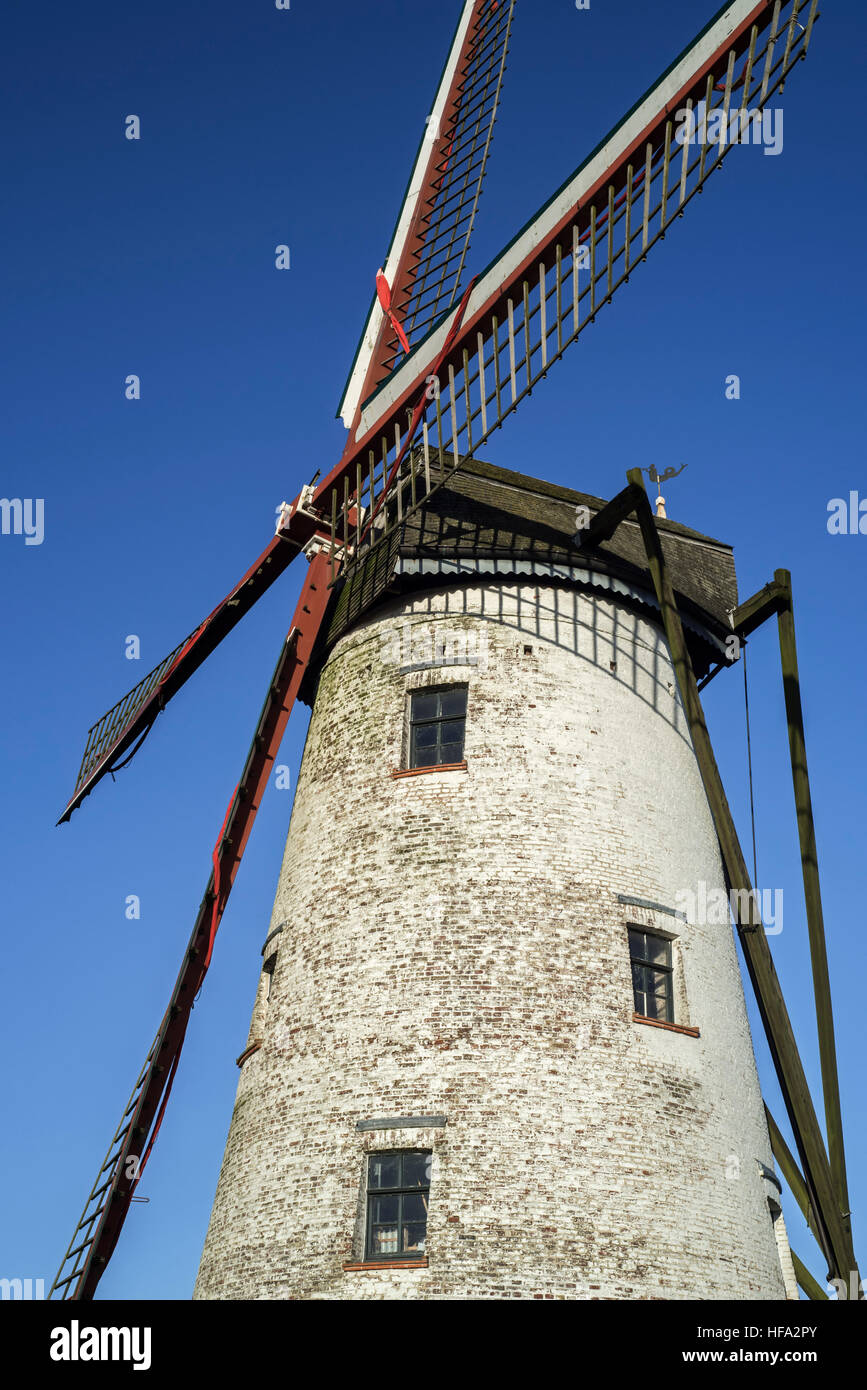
[195,580,791,1300]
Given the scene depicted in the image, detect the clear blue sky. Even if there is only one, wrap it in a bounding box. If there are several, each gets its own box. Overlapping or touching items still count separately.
[2,0,864,1300]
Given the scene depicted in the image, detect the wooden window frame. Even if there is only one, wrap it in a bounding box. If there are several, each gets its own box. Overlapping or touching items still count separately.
[628,926,675,1024]
[406,684,468,771]
[364,1150,431,1263]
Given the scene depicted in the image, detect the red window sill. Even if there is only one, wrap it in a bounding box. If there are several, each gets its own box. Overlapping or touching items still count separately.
[343,1258,429,1272]
[391,762,467,780]
[632,1012,700,1038]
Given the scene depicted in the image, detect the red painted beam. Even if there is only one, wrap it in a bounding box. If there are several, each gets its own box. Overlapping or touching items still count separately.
[68,551,333,1298]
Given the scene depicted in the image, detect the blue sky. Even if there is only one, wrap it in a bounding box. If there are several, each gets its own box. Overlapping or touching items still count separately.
[2,0,864,1299]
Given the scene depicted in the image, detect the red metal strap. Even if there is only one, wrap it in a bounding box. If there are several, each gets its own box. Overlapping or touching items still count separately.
[376,269,411,356]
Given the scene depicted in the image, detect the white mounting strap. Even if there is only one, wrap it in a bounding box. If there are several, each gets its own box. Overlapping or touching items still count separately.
[275,484,320,537]
[303,535,337,563]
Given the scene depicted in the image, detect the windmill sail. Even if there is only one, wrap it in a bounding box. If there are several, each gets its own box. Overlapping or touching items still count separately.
[338,0,516,430]
[50,553,333,1299]
[320,0,818,585]
[58,530,305,822]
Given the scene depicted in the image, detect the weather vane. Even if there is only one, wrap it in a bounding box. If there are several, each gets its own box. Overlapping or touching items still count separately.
[644,463,688,518]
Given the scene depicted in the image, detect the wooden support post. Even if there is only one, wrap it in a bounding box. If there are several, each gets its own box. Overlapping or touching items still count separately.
[624,467,856,1290]
[462,349,473,452]
[765,1102,814,1234]
[791,1252,829,1302]
[735,571,855,1263]
[731,577,788,637]
[774,569,851,1233]
[624,165,633,274]
[573,481,642,551]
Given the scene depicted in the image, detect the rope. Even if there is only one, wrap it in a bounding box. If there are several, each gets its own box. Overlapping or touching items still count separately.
[106,716,157,778]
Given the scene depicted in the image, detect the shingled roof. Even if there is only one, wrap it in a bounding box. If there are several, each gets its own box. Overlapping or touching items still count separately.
[304,456,737,699]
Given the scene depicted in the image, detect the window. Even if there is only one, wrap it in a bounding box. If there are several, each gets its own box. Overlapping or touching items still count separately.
[629,928,674,1022]
[366,1151,431,1261]
[408,686,467,769]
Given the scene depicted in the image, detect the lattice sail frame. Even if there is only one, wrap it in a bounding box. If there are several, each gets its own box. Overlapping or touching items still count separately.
[338,0,516,428]
[49,1034,161,1299]
[322,0,817,586]
[392,0,515,352]
[59,533,302,822]
[70,637,193,803]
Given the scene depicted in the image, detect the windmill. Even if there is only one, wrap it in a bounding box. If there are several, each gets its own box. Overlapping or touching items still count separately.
[49,0,858,1301]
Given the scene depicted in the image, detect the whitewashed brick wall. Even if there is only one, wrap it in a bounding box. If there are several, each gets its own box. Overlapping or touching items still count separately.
[194,581,790,1300]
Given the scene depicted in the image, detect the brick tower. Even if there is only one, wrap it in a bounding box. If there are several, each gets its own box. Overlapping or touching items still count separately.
[194,459,797,1300]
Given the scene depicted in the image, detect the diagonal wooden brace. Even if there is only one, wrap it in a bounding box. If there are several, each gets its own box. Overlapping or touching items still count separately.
[732,570,853,1263]
[791,1251,830,1302]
